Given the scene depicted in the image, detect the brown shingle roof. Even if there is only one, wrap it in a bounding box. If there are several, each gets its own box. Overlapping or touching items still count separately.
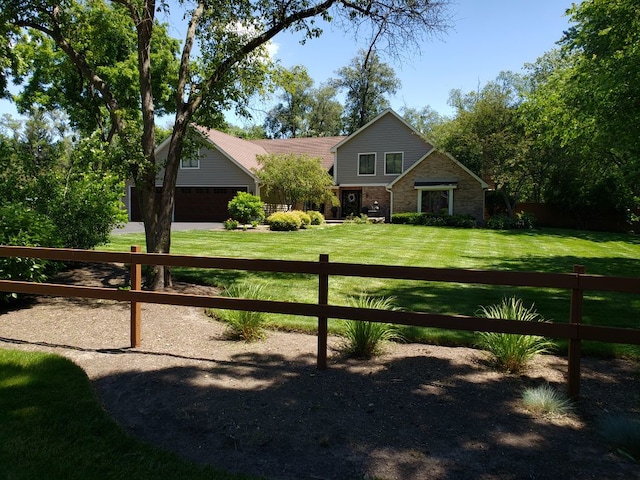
[250,136,345,170]
[194,126,268,174]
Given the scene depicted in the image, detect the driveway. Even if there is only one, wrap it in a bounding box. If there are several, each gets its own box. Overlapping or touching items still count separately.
[112,222,224,235]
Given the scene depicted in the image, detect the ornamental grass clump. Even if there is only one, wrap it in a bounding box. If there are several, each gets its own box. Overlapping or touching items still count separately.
[521,384,573,417]
[214,283,271,341]
[599,414,640,461]
[342,294,402,358]
[476,296,554,373]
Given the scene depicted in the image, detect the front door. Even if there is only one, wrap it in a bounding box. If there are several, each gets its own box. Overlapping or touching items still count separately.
[341,190,362,217]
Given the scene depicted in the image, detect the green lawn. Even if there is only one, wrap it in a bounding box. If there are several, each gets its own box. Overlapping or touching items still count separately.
[105,224,640,357]
[0,349,258,480]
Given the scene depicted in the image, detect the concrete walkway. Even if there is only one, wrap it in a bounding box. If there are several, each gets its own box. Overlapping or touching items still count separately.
[112,222,224,235]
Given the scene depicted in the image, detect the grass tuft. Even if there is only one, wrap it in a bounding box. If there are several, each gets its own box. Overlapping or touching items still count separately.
[212,283,271,341]
[341,294,402,358]
[521,384,573,417]
[599,414,640,461]
[476,296,555,373]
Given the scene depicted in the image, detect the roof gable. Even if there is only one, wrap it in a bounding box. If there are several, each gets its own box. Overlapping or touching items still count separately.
[387,149,489,189]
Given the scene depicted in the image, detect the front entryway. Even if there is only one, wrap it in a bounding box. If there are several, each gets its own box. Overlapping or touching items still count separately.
[341,190,362,217]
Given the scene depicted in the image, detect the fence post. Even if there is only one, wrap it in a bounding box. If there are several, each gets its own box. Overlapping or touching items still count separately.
[317,254,329,370]
[568,264,585,399]
[130,245,142,348]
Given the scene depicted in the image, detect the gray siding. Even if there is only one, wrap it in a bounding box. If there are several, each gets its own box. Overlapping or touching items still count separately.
[156,146,256,188]
[335,113,433,185]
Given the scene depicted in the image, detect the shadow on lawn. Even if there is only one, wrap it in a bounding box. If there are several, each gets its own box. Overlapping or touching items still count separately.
[93,350,638,480]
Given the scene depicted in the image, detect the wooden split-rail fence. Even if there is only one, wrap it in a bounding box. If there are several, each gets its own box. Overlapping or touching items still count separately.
[0,244,639,399]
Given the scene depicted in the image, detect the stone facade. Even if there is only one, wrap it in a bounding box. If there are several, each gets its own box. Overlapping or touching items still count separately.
[391,151,485,222]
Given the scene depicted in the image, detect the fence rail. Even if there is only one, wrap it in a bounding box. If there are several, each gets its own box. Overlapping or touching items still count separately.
[1,244,639,399]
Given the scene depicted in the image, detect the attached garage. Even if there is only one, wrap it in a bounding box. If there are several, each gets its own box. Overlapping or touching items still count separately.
[129,186,248,222]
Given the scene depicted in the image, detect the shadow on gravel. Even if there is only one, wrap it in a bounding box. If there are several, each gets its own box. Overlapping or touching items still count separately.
[93,351,638,480]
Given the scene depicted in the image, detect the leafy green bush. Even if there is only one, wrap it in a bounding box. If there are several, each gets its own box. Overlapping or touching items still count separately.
[227,191,265,225]
[223,218,239,230]
[0,204,61,302]
[344,214,369,224]
[212,283,271,341]
[475,296,554,373]
[306,210,325,225]
[290,210,311,228]
[599,414,640,461]
[267,211,302,231]
[486,211,536,230]
[341,295,402,358]
[522,384,573,417]
[391,212,476,228]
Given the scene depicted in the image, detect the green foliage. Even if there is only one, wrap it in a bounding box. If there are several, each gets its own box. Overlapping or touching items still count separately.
[598,414,640,461]
[344,213,370,224]
[333,49,400,134]
[486,211,535,230]
[341,294,402,358]
[0,204,61,301]
[290,210,311,229]
[306,210,325,225]
[227,192,264,226]
[0,349,249,479]
[213,283,271,341]
[223,218,239,230]
[521,384,573,417]
[266,211,302,231]
[254,153,338,208]
[391,212,476,228]
[476,296,555,373]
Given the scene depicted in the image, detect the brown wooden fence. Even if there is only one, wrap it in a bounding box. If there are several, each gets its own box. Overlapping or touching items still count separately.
[1,245,639,399]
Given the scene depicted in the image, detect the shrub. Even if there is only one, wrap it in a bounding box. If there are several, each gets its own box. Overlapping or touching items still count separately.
[521,384,573,417]
[307,210,325,225]
[598,414,640,461]
[213,283,271,341]
[344,213,369,224]
[223,218,239,230]
[267,211,302,231]
[475,296,554,373]
[487,211,536,230]
[290,210,311,228]
[342,294,402,358]
[391,212,476,228]
[0,204,61,302]
[227,192,265,225]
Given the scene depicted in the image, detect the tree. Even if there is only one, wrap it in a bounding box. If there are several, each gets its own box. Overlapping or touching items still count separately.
[2,0,450,288]
[307,84,343,136]
[431,73,530,216]
[264,66,314,138]
[401,105,446,137]
[333,48,400,134]
[254,153,338,208]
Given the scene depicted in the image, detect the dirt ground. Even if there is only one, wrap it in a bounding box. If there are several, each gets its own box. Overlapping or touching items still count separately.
[0,263,639,480]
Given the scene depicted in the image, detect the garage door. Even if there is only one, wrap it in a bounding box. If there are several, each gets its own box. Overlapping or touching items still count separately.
[129,186,248,222]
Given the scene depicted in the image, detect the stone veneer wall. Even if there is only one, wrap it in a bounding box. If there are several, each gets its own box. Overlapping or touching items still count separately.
[391,151,485,221]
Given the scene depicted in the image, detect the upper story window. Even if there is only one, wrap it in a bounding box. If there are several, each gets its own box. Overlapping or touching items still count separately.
[181,152,200,169]
[385,152,403,175]
[358,153,376,175]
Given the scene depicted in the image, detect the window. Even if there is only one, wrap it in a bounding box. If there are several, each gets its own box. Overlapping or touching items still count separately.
[181,151,200,169]
[358,153,376,175]
[418,188,454,215]
[385,152,403,175]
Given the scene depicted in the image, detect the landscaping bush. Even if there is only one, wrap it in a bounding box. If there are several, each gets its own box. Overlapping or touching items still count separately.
[391,212,475,228]
[342,294,402,358]
[227,192,265,226]
[290,210,311,228]
[0,204,61,302]
[486,211,536,230]
[212,283,271,341]
[267,211,302,231]
[475,296,554,373]
[306,210,325,225]
[521,384,573,417]
[223,218,239,230]
[344,213,369,224]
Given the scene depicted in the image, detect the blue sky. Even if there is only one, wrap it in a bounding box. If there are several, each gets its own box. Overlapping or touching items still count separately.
[0,0,575,125]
